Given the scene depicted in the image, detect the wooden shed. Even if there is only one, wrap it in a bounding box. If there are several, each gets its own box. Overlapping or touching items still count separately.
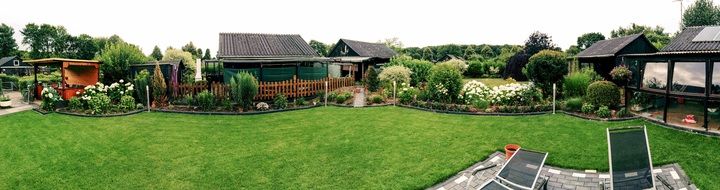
[327,39,397,81]
[129,60,185,90]
[576,34,657,80]
[25,58,101,100]
[0,56,32,76]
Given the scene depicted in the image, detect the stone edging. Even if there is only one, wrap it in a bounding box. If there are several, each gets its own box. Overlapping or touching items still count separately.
[33,108,51,115]
[560,111,640,122]
[55,109,145,117]
[151,104,320,115]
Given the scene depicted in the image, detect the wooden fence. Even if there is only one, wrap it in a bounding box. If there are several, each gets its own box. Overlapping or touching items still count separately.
[172,77,354,100]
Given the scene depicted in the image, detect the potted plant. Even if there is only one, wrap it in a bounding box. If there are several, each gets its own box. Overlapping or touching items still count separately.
[504,144,521,160]
[0,95,10,107]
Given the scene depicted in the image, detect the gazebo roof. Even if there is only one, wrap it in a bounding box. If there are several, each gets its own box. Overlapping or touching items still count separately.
[24,58,101,66]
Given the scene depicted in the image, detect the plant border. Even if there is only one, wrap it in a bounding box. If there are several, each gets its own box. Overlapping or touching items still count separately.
[152,104,321,115]
[55,109,145,117]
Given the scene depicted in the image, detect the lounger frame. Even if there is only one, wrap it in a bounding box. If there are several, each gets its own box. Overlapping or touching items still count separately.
[606,125,655,190]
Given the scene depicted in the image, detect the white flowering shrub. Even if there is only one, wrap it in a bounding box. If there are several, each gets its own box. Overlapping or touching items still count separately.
[459,80,491,104]
[487,83,542,106]
[256,102,269,111]
[76,80,137,114]
[397,82,418,104]
[41,87,61,111]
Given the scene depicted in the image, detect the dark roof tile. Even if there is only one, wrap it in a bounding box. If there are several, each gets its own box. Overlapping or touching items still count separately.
[217,33,318,57]
[661,26,720,52]
[576,34,646,58]
[336,39,397,59]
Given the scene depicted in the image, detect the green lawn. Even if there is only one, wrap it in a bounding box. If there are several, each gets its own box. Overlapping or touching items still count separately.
[463,78,528,87]
[0,107,718,189]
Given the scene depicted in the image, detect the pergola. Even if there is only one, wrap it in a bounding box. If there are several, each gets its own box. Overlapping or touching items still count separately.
[25,58,101,100]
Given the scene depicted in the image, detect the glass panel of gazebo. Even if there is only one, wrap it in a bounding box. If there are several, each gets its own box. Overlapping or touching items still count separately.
[671,62,706,94]
[642,62,668,90]
[666,95,705,130]
[628,60,641,88]
[628,90,666,122]
[707,100,720,131]
[712,62,720,95]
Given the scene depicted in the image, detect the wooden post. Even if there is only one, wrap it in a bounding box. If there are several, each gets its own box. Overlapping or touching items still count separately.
[325,81,328,106]
[146,85,150,112]
[552,83,556,114]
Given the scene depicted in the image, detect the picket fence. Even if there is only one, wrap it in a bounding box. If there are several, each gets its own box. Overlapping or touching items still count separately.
[172,77,354,100]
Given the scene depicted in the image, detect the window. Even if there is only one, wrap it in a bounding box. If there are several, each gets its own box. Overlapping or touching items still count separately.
[642,62,668,90]
[671,62,705,94]
[712,62,720,95]
[13,60,19,66]
[628,60,640,88]
[666,97,705,130]
[629,90,666,122]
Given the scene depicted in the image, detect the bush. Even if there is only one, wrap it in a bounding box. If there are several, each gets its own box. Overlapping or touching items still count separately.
[438,59,468,73]
[370,95,384,104]
[295,98,308,106]
[485,59,506,77]
[40,87,61,111]
[564,97,583,111]
[398,83,417,105]
[151,63,167,107]
[379,65,412,85]
[88,94,111,114]
[256,102,269,111]
[335,92,352,104]
[617,107,630,117]
[525,50,568,96]
[195,90,215,111]
[472,99,490,110]
[581,103,595,114]
[237,72,259,110]
[133,70,150,106]
[365,67,380,92]
[119,95,136,111]
[465,60,485,78]
[563,68,600,98]
[459,80,490,104]
[386,55,433,86]
[502,53,530,81]
[68,97,83,111]
[586,81,620,108]
[596,106,611,118]
[274,93,288,109]
[327,92,338,102]
[428,64,463,103]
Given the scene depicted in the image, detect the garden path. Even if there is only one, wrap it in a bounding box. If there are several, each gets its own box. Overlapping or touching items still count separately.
[353,87,365,107]
[0,91,35,116]
[428,152,697,190]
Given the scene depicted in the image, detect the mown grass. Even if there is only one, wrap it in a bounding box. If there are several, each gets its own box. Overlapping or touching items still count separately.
[0,107,718,189]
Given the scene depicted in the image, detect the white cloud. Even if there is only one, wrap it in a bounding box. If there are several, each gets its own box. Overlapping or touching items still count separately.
[0,0,710,55]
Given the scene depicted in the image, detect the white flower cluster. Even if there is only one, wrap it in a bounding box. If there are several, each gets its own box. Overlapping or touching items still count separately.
[41,87,61,101]
[79,80,134,101]
[256,102,269,110]
[459,81,539,106]
[434,83,448,96]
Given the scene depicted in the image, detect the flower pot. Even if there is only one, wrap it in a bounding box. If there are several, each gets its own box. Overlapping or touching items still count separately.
[504,144,521,160]
[0,100,11,108]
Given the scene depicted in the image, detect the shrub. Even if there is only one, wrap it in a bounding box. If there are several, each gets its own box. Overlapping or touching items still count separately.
[581,103,595,114]
[151,63,167,107]
[68,97,83,111]
[386,55,433,86]
[370,95,384,104]
[398,83,417,105]
[617,107,630,117]
[525,50,568,96]
[610,65,632,85]
[88,94,111,114]
[438,59,468,73]
[472,99,490,110]
[195,90,215,111]
[335,92,352,104]
[428,64,463,103]
[502,53,530,81]
[40,87,61,111]
[379,65,412,85]
[459,80,491,104]
[119,95,136,111]
[327,92,338,102]
[133,70,150,106]
[236,72,259,110]
[485,59,506,77]
[563,68,600,98]
[586,81,620,108]
[465,61,485,78]
[365,67,380,92]
[220,98,232,110]
[256,102,269,111]
[488,83,542,106]
[107,79,134,102]
[295,98,308,106]
[596,106,611,118]
[564,97,583,111]
[274,93,288,109]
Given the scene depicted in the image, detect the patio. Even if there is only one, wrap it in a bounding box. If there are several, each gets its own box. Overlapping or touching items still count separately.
[429,152,698,190]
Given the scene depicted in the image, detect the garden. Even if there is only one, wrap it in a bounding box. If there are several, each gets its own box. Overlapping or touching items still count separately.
[0,107,718,189]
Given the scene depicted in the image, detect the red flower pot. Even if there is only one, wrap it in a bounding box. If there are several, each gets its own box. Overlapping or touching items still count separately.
[504,144,521,160]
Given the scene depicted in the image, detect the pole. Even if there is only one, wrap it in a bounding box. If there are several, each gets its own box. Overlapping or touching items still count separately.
[553,83,557,114]
[324,81,328,107]
[393,81,397,106]
[146,85,150,112]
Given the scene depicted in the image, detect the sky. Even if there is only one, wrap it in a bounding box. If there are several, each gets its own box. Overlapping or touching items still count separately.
[0,0,712,56]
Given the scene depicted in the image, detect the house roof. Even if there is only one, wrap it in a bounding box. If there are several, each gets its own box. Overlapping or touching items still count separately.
[217,33,318,58]
[576,34,653,58]
[0,56,16,65]
[333,39,397,59]
[661,26,720,52]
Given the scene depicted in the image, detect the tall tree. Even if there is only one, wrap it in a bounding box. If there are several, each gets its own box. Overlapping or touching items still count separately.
[163,48,196,83]
[150,45,163,61]
[576,32,606,50]
[74,34,99,60]
[463,45,478,60]
[380,37,403,53]
[0,24,18,57]
[565,45,581,56]
[21,23,55,59]
[523,31,558,56]
[181,42,198,58]
[421,47,434,61]
[203,48,211,60]
[479,45,495,58]
[683,0,720,27]
[95,42,149,83]
[309,40,328,56]
[611,23,671,49]
[196,48,203,59]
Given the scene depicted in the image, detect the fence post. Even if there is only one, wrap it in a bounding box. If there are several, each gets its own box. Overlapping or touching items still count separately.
[324,81,328,107]
[146,85,150,112]
[553,83,557,114]
[393,81,397,106]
